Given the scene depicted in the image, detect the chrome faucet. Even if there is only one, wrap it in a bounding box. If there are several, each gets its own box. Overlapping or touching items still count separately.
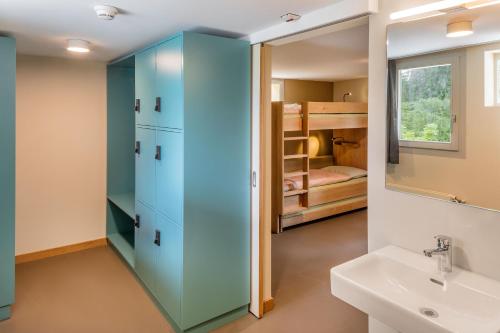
[423,235,453,273]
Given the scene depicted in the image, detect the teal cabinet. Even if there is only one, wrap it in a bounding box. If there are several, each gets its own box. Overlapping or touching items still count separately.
[156,37,184,129]
[135,206,182,323]
[0,36,15,321]
[135,47,156,126]
[134,202,157,292]
[135,37,183,129]
[135,127,156,208]
[180,32,250,330]
[156,130,183,226]
[155,214,182,322]
[108,31,250,332]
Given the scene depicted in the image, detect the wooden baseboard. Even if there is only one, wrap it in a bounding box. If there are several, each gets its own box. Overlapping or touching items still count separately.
[263,298,275,314]
[15,238,108,264]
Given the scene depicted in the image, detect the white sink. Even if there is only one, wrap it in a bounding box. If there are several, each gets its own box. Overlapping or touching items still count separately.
[330,246,500,333]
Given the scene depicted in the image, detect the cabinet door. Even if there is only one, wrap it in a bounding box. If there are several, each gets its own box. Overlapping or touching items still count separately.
[156,37,183,129]
[0,37,15,313]
[135,127,156,208]
[135,47,156,126]
[155,214,182,323]
[135,202,157,293]
[156,130,183,226]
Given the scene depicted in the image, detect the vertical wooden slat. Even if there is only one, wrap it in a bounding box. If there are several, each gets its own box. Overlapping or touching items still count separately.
[272,102,284,233]
[302,102,310,208]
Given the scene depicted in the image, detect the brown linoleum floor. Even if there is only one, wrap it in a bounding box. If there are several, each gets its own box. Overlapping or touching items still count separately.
[0,209,367,333]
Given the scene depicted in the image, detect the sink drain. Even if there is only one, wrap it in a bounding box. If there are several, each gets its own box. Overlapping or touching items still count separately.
[420,307,439,318]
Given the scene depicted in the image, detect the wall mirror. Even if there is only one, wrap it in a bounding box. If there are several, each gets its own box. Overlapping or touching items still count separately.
[386,4,500,212]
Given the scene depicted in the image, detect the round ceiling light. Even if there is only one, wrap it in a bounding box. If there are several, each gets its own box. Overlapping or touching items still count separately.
[67,39,90,53]
[446,21,474,38]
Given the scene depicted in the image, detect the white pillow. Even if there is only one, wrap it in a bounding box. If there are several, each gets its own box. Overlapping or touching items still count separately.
[322,165,367,179]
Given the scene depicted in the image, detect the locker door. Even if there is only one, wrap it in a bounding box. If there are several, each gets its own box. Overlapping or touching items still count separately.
[135,47,157,126]
[155,214,182,323]
[135,127,156,208]
[134,202,157,293]
[156,130,183,226]
[156,37,183,129]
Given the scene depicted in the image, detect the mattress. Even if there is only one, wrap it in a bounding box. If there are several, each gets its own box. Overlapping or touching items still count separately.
[284,169,352,192]
[284,113,368,119]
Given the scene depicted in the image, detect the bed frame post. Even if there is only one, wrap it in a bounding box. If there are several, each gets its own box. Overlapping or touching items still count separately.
[272,102,284,234]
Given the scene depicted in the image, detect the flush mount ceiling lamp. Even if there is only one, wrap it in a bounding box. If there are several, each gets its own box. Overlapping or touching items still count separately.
[447,21,474,37]
[67,39,90,53]
[390,0,500,21]
[94,5,118,20]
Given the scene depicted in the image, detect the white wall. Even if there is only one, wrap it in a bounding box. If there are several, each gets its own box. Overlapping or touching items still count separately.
[368,0,500,332]
[16,55,107,255]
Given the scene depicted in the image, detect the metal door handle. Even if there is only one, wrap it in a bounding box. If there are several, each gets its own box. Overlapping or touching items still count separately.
[135,141,140,154]
[135,99,140,112]
[155,145,161,160]
[134,215,140,228]
[154,230,161,246]
[154,97,161,112]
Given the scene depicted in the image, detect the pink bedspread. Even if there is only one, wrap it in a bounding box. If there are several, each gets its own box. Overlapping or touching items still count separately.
[284,169,352,192]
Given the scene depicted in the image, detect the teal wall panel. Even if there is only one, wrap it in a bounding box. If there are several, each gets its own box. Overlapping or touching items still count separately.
[156,37,184,130]
[181,32,251,329]
[0,37,16,318]
[107,62,135,196]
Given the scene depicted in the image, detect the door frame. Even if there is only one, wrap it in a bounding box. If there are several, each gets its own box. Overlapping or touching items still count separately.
[249,7,377,317]
[249,43,272,318]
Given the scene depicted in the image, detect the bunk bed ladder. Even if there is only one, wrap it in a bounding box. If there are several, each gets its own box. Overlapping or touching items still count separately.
[276,101,310,233]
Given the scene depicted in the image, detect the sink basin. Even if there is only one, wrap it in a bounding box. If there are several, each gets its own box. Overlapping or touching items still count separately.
[330,246,500,333]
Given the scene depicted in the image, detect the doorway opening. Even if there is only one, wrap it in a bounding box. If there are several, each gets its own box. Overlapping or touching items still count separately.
[257,16,370,330]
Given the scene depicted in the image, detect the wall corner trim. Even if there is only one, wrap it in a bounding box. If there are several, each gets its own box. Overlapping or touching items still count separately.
[15,238,108,264]
[263,297,275,314]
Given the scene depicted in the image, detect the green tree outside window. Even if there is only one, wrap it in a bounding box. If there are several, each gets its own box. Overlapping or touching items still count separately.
[399,64,452,143]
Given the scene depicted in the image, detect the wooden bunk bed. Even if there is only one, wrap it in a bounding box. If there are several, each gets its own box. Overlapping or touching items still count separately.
[272,101,368,233]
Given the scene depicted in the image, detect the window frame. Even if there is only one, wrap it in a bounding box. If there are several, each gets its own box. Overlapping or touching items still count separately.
[271,79,284,102]
[396,52,462,151]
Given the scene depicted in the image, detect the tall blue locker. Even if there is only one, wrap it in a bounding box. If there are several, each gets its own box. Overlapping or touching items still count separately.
[135,47,156,127]
[0,36,16,321]
[107,31,250,333]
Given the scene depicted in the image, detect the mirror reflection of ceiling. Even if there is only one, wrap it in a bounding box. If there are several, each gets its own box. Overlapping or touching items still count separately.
[388,4,500,59]
[271,20,368,81]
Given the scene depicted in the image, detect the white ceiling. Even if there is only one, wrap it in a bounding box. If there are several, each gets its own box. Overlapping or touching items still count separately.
[271,20,368,82]
[388,4,500,59]
[0,0,343,61]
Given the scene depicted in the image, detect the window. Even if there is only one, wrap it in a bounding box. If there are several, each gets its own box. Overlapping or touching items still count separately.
[271,79,284,102]
[483,49,500,107]
[397,53,461,151]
